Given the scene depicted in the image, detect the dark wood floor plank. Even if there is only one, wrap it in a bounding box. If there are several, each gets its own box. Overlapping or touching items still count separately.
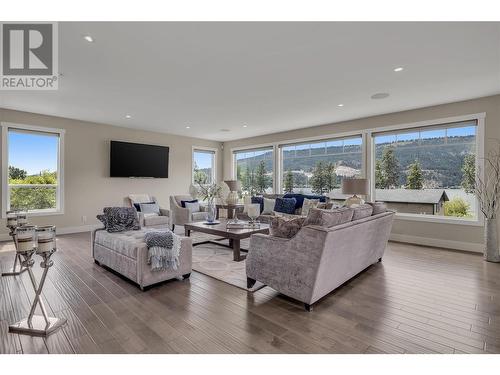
[1,231,500,354]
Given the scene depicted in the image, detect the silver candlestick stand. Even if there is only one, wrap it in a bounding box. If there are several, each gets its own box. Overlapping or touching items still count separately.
[8,227,67,337]
[1,226,28,276]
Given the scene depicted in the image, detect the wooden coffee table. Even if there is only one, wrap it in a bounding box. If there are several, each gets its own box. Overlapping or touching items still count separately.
[184,220,269,261]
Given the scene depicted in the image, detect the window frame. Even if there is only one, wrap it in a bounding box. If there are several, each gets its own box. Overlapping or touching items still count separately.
[278,134,365,194]
[1,122,65,217]
[232,144,276,193]
[367,113,485,227]
[191,146,217,185]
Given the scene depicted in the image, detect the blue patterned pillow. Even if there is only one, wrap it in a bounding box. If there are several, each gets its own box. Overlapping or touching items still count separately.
[274,197,297,214]
[251,196,264,213]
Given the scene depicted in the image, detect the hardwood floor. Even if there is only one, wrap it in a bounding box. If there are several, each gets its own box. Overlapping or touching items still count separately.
[1,232,500,354]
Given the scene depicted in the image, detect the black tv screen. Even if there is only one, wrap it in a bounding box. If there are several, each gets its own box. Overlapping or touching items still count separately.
[110,141,169,178]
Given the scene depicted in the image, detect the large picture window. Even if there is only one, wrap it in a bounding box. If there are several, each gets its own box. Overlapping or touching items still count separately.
[2,125,64,215]
[372,121,478,220]
[192,148,216,185]
[234,147,274,195]
[280,136,363,194]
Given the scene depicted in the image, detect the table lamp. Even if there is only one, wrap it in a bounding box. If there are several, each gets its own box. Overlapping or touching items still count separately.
[224,180,241,205]
[341,178,369,207]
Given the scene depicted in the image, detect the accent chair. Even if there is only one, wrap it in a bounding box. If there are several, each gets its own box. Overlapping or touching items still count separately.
[169,195,208,231]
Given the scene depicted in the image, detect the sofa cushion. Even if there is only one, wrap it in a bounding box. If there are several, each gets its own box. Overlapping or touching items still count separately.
[283,193,327,210]
[94,228,152,259]
[181,199,198,208]
[367,201,387,215]
[303,207,354,227]
[301,198,319,216]
[269,216,305,238]
[251,196,264,213]
[139,202,160,215]
[320,207,354,227]
[144,215,169,227]
[184,201,200,213]
[262,198,276,215]
[352,204,374,221]
[274,197,297,215]
[133,201,155,212]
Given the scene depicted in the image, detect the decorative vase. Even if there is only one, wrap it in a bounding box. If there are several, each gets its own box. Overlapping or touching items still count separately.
[484,218,500,262]
[226,191,239,205]
[206,201,216,223]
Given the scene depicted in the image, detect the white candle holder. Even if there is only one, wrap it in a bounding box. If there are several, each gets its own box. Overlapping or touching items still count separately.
[9,225,66,337]
[1,211,28,277]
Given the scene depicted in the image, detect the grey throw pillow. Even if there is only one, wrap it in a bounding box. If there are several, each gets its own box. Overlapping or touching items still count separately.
[303,207,354,228]
[139,202,160,215]
[320,207,354,227]
[352,204,374,221]
[367,202,387,215]
[184,201,201,213]
[269,216,305,238]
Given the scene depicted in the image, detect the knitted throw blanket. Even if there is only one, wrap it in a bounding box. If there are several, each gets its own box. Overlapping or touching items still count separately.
[144,231,181,271]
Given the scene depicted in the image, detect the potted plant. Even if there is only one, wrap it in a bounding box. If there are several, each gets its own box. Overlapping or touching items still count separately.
[475,141,500,262]
[195,181,222,223]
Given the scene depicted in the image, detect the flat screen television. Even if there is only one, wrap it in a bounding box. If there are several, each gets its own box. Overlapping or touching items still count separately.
[110,141,169,178]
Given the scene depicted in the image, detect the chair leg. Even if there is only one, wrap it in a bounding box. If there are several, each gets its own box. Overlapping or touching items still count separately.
[183,273,191,279]
[378,257,382,262]
[247,277,256,289]
[94,259,100,266]
[304,303,313,312]
[172,224,175,231]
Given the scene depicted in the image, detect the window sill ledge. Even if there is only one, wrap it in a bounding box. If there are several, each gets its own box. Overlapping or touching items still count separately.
[2,210,64,219]
[394,213,483,226]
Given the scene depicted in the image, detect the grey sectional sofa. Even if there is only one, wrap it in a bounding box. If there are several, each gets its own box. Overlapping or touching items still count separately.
[92,227,192,290]
[246,210,394,310]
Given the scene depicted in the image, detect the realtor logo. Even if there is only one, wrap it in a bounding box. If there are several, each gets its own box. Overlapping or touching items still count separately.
[1,22,58,90]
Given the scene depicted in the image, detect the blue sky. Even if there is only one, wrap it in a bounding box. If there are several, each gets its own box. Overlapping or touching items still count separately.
[193,151,213,169]
[9,131,58,175]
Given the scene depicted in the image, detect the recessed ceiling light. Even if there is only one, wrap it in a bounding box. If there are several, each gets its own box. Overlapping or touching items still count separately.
[243,125,248,128]
[186,126,191,129]
[220,129,230,132]
[371,92,390,100]
[83,35,94,43]
[125,115,131,119]
[394,67,404,72]
[337,104,344,107]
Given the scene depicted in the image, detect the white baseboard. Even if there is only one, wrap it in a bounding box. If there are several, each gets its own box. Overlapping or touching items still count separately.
[390,233,483,253]
[0,224,100,242]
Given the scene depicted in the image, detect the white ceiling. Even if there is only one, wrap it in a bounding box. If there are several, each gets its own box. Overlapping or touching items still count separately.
[1,22,499,141]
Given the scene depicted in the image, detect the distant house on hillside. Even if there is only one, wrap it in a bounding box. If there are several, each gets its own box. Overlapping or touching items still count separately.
[330,189,449,215]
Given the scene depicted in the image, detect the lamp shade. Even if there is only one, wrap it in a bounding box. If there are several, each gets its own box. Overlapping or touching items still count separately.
[224,180,241,192]
[341,178,369,195]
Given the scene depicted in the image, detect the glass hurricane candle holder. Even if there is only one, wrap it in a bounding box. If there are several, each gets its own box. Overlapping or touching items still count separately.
[17,211,28,226]
[15,225,37,253]
[36,226,56,254]
[6,210,19,228]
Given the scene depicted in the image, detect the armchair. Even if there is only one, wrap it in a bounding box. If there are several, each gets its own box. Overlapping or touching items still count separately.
[124,194,169,229]
[169,195,208,231]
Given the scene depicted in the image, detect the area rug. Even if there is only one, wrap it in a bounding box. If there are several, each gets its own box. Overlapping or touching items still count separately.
[187,231,266,292]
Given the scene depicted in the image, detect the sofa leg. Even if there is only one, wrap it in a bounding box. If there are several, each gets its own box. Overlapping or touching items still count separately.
[183,273,191,280]
[378,257,382,262]
[94,259,100,266]
[304,303,313,312]
[247,277,256,289]
[172,224,175,231]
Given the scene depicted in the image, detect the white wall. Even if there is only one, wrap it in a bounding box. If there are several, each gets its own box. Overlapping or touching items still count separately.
[0,108,222,238]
